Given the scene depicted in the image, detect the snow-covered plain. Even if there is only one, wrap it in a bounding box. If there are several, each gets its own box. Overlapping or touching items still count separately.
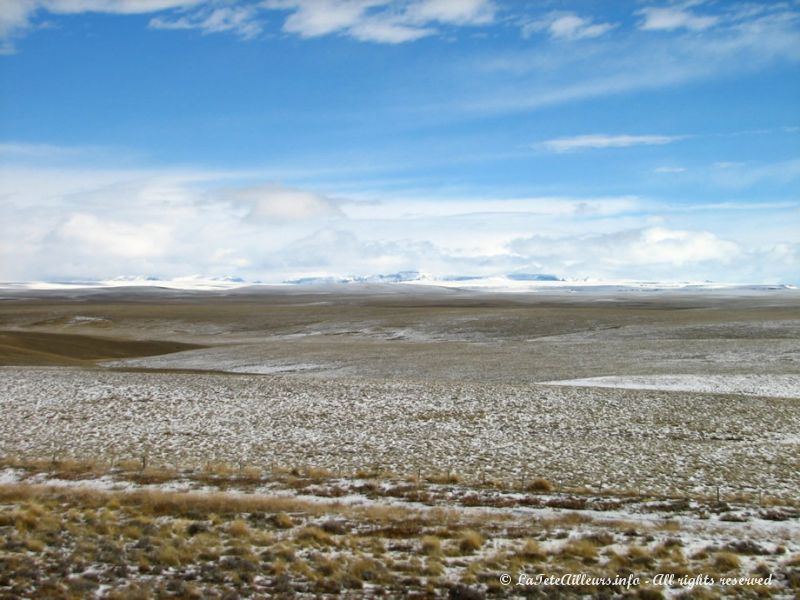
[543,374,800,399]
[2,367,798,498]
[1,286,798,597]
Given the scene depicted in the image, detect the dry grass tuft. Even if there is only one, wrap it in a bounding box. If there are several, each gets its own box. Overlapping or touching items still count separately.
[155,545,182,567]
[239,466,263,482]
[519,539,546,561]
[526,478,554,492]
[426,472,461,485]
[421,535,442,556]
[712,551,741,573]
[627,545,655,567]
[348,556,388,582]
[304,467,334,480]
[270,512,295,529]
[458,530,484,554]
[227,519,251,538]
[133,467,178,484]
[202,462,235,479]
[561,539,599,563]
[295,526,334,546]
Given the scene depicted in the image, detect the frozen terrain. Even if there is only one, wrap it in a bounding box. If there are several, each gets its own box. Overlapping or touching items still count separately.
[2,366,798,498]
[543,374,800,399]
[0,285,798,597]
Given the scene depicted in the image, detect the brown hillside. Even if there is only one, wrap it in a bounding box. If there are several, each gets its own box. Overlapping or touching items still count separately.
[0,331,202,366]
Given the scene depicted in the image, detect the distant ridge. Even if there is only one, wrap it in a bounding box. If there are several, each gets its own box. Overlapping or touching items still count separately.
[284,271,430,285]
[284,271,563,284]
[505,273,562,282]
[0,273,796,293]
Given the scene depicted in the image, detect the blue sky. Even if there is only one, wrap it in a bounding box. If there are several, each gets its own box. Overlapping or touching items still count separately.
[1,0,799,283]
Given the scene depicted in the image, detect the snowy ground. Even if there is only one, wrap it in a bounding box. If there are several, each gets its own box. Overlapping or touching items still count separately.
[543,374,800,399]
[1,460,798,598]
[2,366,798,499]
[1,287,799,597]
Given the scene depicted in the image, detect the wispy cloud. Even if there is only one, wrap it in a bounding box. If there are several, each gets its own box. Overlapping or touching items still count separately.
[637,6,719,32]
[0,0,500,51]
[468,4,800,115]
[0,142,83,159]
[648,158,800,188]
[540,134,681,153]
[150,5,263,39]
[263,0,378,39]
[0,141,148,167]
[346,17,433,44]
[404,0,494,26]
[342,196,641,219]
[263,0,495,43]
[523,12,615,41]
[0,0,206,53]
[39,1,205,15]
[708,158,800,188]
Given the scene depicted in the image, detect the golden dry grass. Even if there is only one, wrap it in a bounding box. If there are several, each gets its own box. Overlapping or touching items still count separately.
[0,477,796,599]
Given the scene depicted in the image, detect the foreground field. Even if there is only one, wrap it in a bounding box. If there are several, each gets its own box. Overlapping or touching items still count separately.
[0,284,797,597]
[1,458,798,599]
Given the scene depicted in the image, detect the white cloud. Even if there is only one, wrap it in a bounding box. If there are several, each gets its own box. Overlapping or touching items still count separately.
[470,5,800,115]
[0,142,83,159]
[0,0,497,50]
[263,0,494,43]
[342,196,640,219]
[348,16,432,43]
[541,134,680,153]
[404,0,494,26]
[523,12,615,41]
[625,227,738,266]
[638,6,719,32]
[57,213,172,259]
[0,161,797,283]
[708,158,800,188]
[150,5,263,39]
[265,0,377,38]
[0,0,32,53]
[648,158,800,189]
[220,183,344,221]
[40,0,205,14]
[0,0,207,52]
[509,227,741,277]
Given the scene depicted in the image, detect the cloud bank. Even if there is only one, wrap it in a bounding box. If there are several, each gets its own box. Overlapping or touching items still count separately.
[1,163,797,284]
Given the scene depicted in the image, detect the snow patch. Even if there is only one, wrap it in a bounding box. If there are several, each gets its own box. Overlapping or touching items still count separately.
[541,374,800,399]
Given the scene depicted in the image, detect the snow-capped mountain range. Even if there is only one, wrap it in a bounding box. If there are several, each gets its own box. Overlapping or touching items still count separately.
[0,272,796,293]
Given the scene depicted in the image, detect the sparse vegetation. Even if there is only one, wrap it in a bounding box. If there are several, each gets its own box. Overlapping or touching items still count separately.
[712,551,742,572]
[0,291,798,597]
[0,464,797,597]
[458,529,484,554]
[421,534,442,556]
[527,477,554,492]
[518,539,546,561]
[270,512,295,529]
[561,538,600,563]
